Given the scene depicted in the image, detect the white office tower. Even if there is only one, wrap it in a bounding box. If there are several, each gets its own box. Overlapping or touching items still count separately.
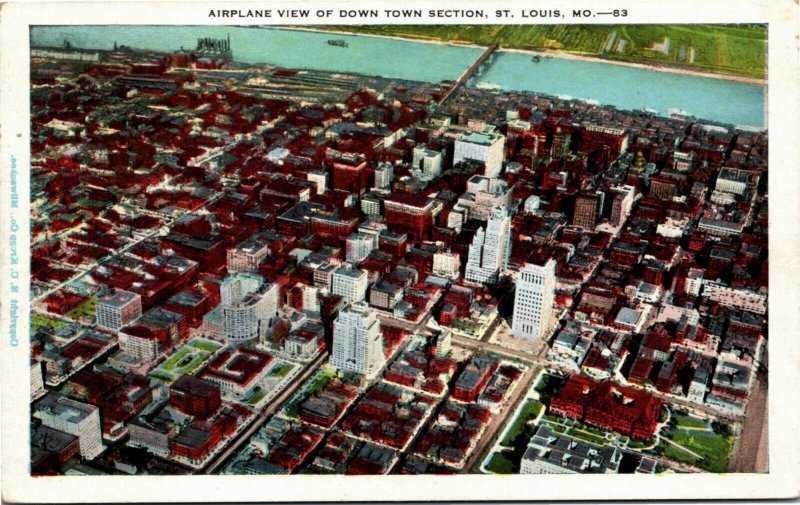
[412,146,443,180]
[302,285,321,315]
[346,233,376,263]
[33,393,105,460]
[330,302,385,378]
[96,289,142,331]
[220,273,279,343]
[511,259,557,341]
[331,263,369,303]
[454,132,506,178]
[374,162,394,190]
[465,207,511,284]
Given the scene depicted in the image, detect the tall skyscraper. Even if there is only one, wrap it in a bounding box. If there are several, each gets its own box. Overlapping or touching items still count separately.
[330,302,384,378]
[465,207,512,285]
[573,191,604,230]
[610,185,636,227]
[511,258,557,341]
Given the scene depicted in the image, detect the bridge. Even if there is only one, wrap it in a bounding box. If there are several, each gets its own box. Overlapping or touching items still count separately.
[435,43,499,108]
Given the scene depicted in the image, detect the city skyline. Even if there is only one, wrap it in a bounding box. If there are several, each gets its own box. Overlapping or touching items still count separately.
[18,21,772,486]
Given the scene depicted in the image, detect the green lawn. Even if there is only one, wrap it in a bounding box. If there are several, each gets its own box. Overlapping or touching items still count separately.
[162,348,190,372]
[152,340,218,382]
[244,387,267,406]
[500,400,543,447]
[270,363,293,378]
[31,314,67,332]
[329,24,766,79]
[486,452,516,474]
[284,369,337,418]
[566,428,607,447]
[628,437,655,449]
[673,415,709,430]
[667,431,733,473]
[65,297,98,321]
[189,339,222,353]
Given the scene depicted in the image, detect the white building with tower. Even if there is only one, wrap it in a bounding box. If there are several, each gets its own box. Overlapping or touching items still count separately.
[465,207,511,284]
[330,302,385,378]
[511,258,557,341]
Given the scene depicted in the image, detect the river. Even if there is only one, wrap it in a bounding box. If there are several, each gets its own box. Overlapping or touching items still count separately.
[30,25,766,128]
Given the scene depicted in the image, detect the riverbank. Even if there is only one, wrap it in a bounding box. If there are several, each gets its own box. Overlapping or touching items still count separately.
[501,47,766,86]
[281,25,765,86]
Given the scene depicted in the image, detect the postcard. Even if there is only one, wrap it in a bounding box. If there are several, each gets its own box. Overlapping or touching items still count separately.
[1,0,798,502]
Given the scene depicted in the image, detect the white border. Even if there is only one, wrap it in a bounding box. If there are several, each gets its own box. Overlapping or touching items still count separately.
[2,0,799,502]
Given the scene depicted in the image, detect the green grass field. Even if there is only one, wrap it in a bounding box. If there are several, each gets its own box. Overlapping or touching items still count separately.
[329,24,766,79]
[284,369,337,418]
[151,339,222,382]
[270,363,294,378]
[486,452,515,474]
[31,314,67,332]
[500,400,543,447]
[660,427,733,472]
[673,414,709,430]
[65,297,98,321]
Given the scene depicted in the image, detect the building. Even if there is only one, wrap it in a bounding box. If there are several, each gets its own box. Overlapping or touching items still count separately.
[520,424,621,474]
[220,272,264,306]
[609,185,636,227]
[170,375,222,420]
[456,175,510,221]
[31,360,46,401]
[330,302,385,378]
[331,263,369,304]
[346,233,376,264]
[118,307,185,363]
[511,258,557,341]
[217,272,279,343]
[96,289,142,331]
[465,207,511,284]
[432,252,461,280]
[550,375,663,440]
[573,191,604,230]
[33,393,105,460]
[411,146,443,180]
[715,167,759,196]
[222,283,279,343]
[199,348,273,399]
[701,281,767,314]
[454,132,506,178]
[685,268,704,296]
[374,162,393,190]
[227,235,271,273]
[550,129,572,158]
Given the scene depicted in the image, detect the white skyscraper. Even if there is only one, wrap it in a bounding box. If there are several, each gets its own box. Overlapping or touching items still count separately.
[511,259,557,341]
[465,207,512,284]
[219,272,279,343]
[330,302,385,378]
[346,233,376,264]
[331,263,369,303]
